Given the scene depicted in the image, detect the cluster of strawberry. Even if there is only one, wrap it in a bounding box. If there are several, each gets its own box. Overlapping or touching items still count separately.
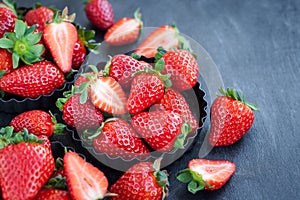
[56,46,200,160]
[0,0,99,99]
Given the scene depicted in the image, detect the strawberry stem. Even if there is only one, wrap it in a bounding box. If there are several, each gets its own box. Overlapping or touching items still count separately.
[152,158,169,199]
[218,87,259,110]
[49,111,66,134]
[85,118,119,140]
[174,120,192,149]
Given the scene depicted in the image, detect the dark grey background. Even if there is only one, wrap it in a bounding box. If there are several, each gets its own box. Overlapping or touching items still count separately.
[5,0,300,199]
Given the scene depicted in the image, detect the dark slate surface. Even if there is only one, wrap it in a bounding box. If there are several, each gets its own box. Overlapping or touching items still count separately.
[3,0,300,199]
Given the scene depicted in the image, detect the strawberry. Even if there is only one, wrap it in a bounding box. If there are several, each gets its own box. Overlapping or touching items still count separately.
[0,1,17,38]
[104,9,142,46]
[38,135,52,150]
[0,128,55,200]
[153,88,199,132]
[0,20,45,69]
[105,54,152,88]
[209,88,258,146]
[177,159,236,192]
[24,5,54,32]
[158,49,199,91]
[134,25,182,58]
[127,62,171,114]
[0,60,65,98]
[110,159,169,200]
[77,65,127,115]
[0,48,12,72]
[85,0,114,30]
[43,8,78,73]
[132,110,192,152]
[72,27,100,69]
[10,110,65,137]
[34,189,71,200]
[64,151,109,200]
[87,118,150,159]
[74,72,94,86]
[56,89,104,130]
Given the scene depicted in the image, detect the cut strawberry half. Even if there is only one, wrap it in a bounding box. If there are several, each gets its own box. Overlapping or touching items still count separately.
[104,9,143,46]
[177,159,236,193]
[43,8,77,73]
[64,151,109,200]
[76,65,127,115]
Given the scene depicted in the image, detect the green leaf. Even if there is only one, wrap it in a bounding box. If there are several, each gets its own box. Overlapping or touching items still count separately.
[0,70,6,78]
[78,82,89,92]
[0,38,14,49]
[12,52,20,69]
[24,25,37,36]
[14,20,27,38]
[88,65,98,74]
[4,32,17,42]
[84,30,95,41]
[80,89,88,104]
[188,180,204,194]
[155,58,165,72]
[26,32,42,45]
[177,171,193,183]
[29,44,45,56]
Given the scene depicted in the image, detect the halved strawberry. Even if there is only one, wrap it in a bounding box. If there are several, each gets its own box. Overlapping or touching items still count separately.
[64,151,109,200]
[77,65,127,115]
[104,9,142,46]
[177,159,236,193]
[43,8,77,73]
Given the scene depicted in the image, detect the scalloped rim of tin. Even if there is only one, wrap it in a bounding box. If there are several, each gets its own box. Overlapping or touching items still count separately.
[68,80,207,170]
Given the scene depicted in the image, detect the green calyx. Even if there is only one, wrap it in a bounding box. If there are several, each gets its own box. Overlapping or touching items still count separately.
[56,87,75,111]
[133,59,172,90]
[177,168,211,194]
[74,65,100,104]
[77,26,100,54]
[174,119,192,149]
[0,126,44,149]
[171,23,192,52]
[44,174,68,190]
[218,87,259,110]
[152,158,169,200]
[0,20,44,69]
[49,111,66,134]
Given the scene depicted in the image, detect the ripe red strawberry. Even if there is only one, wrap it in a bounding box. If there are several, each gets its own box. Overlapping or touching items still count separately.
[24,5,54,32]
[0,60,65,98]
[43,9,78,73]
[153,88,199,132]
[34,189,71,200]
[0,142,55,200]
[110,159,169,200]
[134,25,179,58]
[177,159,236,192]
[74,72,94,86]
[106,54,152,88]
[0,48,12,72]
[10,110,65,137]
[159,49,199,91]
[209,88,258,146]
[127,64,170,114]
[78,66,127,114]
[56,91,104,130]
[64,151,109,200]
[72,28,100,69]
[104,9,142,46]
[0,6,17,38]
[132,110,192,152]
[85,0,114,30]
[89,118,150,159]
